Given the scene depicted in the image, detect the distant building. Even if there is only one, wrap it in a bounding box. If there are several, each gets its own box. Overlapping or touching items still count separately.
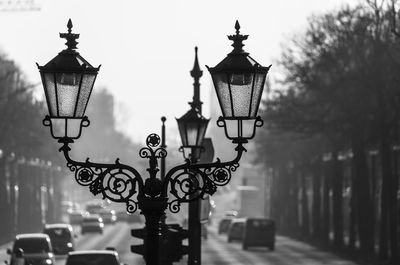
[235,164,269,218]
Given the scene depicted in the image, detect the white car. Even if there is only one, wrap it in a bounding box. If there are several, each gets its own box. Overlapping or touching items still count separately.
[43,223,75,255]
[66,250,122,265]
[7,233,55,265]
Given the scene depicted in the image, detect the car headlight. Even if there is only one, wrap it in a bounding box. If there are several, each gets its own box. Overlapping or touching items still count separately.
[45,258,53,265]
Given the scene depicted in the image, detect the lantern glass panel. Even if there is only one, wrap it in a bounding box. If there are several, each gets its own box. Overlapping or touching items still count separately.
[75,74,96,117]
[51,118,65,138]
[242,119,256,138]
[197,121,208,146]
[230,73,254,117]
[178,122,188,146]
[55,73,81,117]
[67,118,83,138]
[212,73,232,117]
[42,73,57,116]
[186,122,199,146]
[225,119,239,138]
[249,73,267,118]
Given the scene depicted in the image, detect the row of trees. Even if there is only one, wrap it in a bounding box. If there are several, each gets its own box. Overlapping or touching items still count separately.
[0,48,145,236]
[255,1,400,264]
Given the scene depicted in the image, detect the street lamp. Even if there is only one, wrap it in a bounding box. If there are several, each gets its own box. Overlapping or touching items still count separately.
[176,106,209,162]
[37,19,269,265]
[37,19,100,141]
[207,20,270,142]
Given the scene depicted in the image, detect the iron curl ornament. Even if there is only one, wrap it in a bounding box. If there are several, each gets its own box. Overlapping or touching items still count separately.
[49,115,247,214]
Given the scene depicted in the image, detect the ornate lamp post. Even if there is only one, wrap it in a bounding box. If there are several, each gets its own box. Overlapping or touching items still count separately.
[37,19,270,265]
[176,47,208,265]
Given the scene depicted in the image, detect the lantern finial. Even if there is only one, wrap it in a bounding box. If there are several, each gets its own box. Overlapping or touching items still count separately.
[60,18,80,52]
[235,20,240,34]
[228,20,248,54]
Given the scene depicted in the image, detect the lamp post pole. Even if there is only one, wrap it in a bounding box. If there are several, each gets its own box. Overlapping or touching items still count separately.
[37,20,269,265]
[187,47,203,265]
[160,116,167,181]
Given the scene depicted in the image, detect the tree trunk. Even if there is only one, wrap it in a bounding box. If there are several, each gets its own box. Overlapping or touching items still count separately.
[389,149,398,264]
[301,164,310,236]
[290,164,300,232]
[349,160,357,251]
[322,157,331,243]
[379,132,391,260]
[332,149,344,247]
[312,160,322,238]
[352,135,374,254]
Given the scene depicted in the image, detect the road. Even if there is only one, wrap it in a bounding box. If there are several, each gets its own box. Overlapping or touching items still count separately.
[1,221,366,265]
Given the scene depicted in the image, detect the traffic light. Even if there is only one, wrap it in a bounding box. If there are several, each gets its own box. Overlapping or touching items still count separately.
[130,227,146,256]
[130,223,188,262]
[163,223,188,261]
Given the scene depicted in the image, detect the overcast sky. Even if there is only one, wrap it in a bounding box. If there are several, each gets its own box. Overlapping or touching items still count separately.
[0,0,359,143]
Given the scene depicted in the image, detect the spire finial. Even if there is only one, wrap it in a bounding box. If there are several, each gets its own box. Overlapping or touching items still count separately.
[67,19,73,33]
[59,18,80,52]
[190,46,202,79]
[228,20,248,54]
[190,46,203,112]
[235,20,240,34]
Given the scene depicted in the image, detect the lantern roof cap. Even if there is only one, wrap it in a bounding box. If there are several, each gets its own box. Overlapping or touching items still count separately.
[177,107,209,122]
[37,19,100,73]
[206,21,270,73]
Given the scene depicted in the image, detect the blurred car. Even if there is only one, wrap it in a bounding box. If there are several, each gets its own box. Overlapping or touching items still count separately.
[127,212,142,223]
[85,203,104,215]
[7,233,55,265]
[115,210,142,223]
[98,209,117,224]
[242,218,275,250]
[62,201,74,214]
[68,211,85,225]
[43,223,75,255]
[81,215,104,234]
[65,250,122,265]
[115,211,128,222]
[218,218,232,234]
[227,218,246,242]
[224,210,238,217]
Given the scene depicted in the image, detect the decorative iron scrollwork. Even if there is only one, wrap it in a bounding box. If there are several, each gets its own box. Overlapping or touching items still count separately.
[58,131,246,214]
[60,143,144,213]
[163,144,245,213]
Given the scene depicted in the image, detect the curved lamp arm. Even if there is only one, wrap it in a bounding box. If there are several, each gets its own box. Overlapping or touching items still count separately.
[45,115,250,215]
[58,139,145,214]
[162,142,246,213]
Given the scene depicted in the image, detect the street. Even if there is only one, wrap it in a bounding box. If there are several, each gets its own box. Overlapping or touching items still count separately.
[1,221,365,265]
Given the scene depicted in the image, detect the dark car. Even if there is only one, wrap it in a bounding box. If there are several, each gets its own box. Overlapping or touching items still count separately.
[218,218,232,234]
[81,215,104,234]
[98,210,117,224]
[242,218,275,250]
[7,233,55,265]
[227,218,246,242]
[85,204,104,215]
[68,211,85,225]
[66,250,122,265]
[43,224,75,255]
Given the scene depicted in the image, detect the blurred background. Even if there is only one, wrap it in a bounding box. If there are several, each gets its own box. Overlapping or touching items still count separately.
[0,0,399,265]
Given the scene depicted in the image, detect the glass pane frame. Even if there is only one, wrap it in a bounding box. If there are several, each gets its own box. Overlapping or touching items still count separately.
[210,69,267,120]
[217,116,263,142]
[43,116,90,140]
[38,68,98,119]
